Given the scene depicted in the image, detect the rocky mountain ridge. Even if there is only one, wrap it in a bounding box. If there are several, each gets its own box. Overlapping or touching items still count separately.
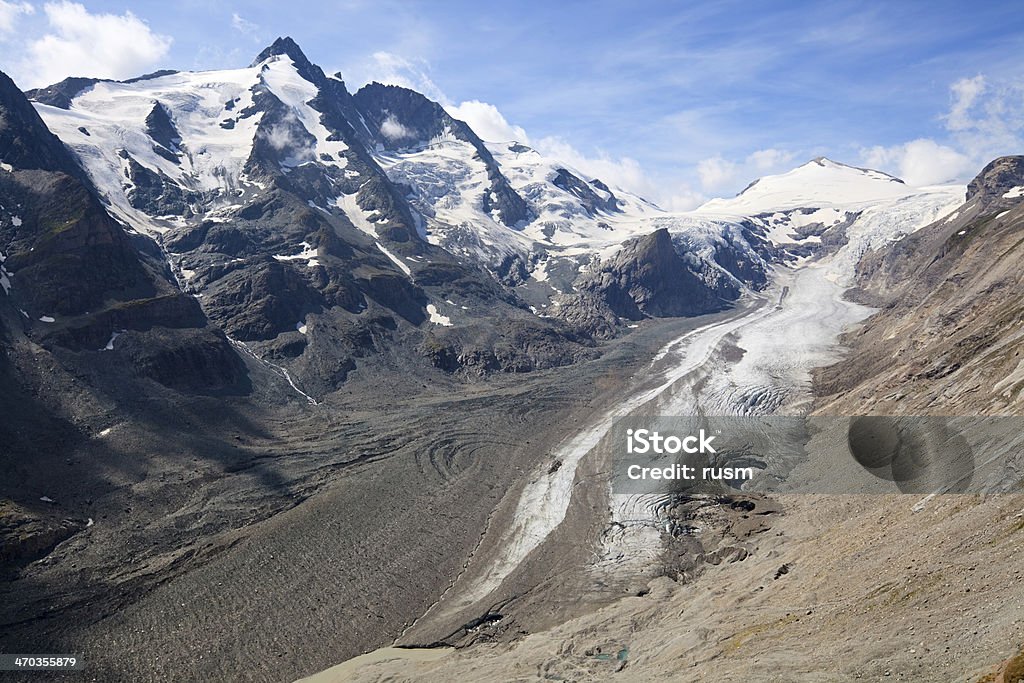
[816,155,1024,415]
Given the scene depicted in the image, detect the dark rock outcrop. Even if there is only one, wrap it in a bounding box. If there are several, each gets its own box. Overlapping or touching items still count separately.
[551,167,620,214]
[565,229,736,331]
[965,156,1024,211]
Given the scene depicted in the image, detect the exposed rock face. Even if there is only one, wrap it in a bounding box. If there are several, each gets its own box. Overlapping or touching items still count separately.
[558,228,738,336]
[24,76,103,110]
[0,69,246,393]
[144,101,182,158]
[966,155,1024,209]
[17,39,607,393]
[551,167,620,215]
[816,156,1024,415]
[0,72,87,179]
[252,36,327,85]
[0,500,85,576]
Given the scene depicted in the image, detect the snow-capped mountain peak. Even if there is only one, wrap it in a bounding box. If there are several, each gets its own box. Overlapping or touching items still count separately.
[700,156,911,216]
[14,39,966,347]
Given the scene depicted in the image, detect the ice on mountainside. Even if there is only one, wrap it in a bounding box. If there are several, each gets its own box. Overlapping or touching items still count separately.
[25,39,966,339]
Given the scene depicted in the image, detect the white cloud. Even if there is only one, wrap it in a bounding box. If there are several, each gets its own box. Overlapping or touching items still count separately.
[260,113,308,154]
[697,148,796,194]
[230,12,259,38]
[860,138,973,186]
[656,184,706,212]
[379,113,413,140]
[532,134,675,203]
[860,75,1024,185]
[445,100,528,143]
[747,147,795,173]
[0,0,33,36]
[946,75,986,132]
[696,156,737,192]
[262,125,293,151]
[17,2,171,88]
[943,76,1024,161]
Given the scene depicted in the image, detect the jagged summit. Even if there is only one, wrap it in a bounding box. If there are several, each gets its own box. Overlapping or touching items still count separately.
[251,36,309,67]
[251,36,325,84]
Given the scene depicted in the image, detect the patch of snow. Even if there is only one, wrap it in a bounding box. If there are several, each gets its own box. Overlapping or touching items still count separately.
[700,158,910,214]
[0,161,12,172]
[0,251,10,295]
[1003,186,1024,199]
[307,200,331,215]
[273,241,319,267]
[375,242,412,277]
[336,190,378,237]
[426,303,452,326]
[11,216,21,227]
[39,315,55,323]
[102,330,125,351]
[296,320,307,335]
[35,65,267,236]
[40,496,54,503]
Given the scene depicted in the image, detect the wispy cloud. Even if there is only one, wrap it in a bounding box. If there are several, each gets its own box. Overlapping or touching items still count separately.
[379,113,413,140]
[860,74,1024,185]
[343,51,446,102]
[0,0,33,37]
[230,12,260,40]
[697,148,797,195]
[3,1,1022,200]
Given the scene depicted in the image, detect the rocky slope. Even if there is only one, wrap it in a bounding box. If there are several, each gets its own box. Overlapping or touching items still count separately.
[816,155,1024,415]
[311,157,1024,683]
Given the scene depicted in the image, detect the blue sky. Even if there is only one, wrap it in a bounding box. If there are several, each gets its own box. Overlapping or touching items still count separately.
[1,0,1023,207]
